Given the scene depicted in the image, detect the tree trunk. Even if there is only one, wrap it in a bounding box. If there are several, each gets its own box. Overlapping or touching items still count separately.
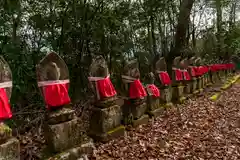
[229,0,237,29]
[216,0,223,57]
[167,0,195,74]
[150,15,157,56]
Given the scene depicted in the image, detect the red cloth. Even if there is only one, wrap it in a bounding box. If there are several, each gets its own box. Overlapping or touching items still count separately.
[146,84,160,98]
[43,83,71,109]
[174,69,183,81]
[210,64,217,72]
[0,88,12,120]
[159,72,171,85]
[95,77,117,99]
[193,67,199,76]
[189,67,196,77]
[129,79,147,99]
[198,66,205,76]
[182,70,191,81]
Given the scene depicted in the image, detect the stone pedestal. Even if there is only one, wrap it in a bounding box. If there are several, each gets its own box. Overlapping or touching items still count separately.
[122,100,149,127]
[147,96,164,118]
[195,77,203,93]
[172,85,185,103]
[183,82,191,98]
[190,78,197,93]
[159,87,172,107]
[0,124,20,160]
[44,106,94,156]
[89,104,125,142]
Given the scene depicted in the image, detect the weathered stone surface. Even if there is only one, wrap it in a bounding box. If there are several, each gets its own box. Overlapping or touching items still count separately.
[160,88,171,104]
[95,96,117,108]
[46,141,95,160]
[0,138,20,160]
[0,124,12,144]
[132,103,147,119]
[191,78,197,92]
[44,118,89,153]
[132,114,149,128]
[147,97,160,111]
[196,77,202,90]
[89,105,122,133]
[184,83,191,94]
[89,125,125,142]
[150,107,165,118]
[172,86,184,102]
[47,107,75,125]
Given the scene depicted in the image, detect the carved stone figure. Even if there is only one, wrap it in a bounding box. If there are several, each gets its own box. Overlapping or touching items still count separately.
[36,52,93,157]
[154,57,172,107]
[88,55,124,142]
[171,56,185,103]
[0,56,20,160]
[193,57,204,92]
[145,72,163,117]
[121,59,149,127]
[188,57,198,93]
[180,58,191,96]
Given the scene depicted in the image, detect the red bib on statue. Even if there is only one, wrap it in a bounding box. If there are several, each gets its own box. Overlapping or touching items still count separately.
[182,70,191,80]
[159,72,171,85]
[198,66,204,76]
[43,83,71,108]
[146,84,160,98]
[0,88,12,120]
[129,80,147,99]
[96,77,117,99]
[190,67,196,77]
[193,67,200,76]
[174,69,183,81]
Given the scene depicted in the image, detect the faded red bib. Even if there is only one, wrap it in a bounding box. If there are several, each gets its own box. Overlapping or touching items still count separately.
[158,71,171,85]
[146,84,160,98]
[173,68,183,81]
[122,75,147,99]
[0,88,12,120]
[88,75,117,100]
[38,80,71,109]
[182,70,191,81]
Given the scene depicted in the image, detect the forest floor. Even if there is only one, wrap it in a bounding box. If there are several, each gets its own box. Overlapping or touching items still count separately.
[91,78,240,160]
[18,76,240,160]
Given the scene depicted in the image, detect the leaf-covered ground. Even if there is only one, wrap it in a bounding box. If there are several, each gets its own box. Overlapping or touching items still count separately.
[18,78,240,160]
[91,81,240,160]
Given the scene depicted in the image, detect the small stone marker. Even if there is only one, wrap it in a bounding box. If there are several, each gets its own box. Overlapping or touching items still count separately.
[145,72,163,118]
[180,58,191,96]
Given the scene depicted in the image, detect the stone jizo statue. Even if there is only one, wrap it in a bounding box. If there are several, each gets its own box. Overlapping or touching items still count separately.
[36,52,71,110]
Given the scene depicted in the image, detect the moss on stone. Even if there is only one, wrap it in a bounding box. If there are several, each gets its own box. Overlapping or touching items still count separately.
[0,123,12,143]
[210,92,221,101]
[107,125,125,134]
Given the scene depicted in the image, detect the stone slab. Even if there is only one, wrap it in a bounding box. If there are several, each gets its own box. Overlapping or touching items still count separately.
[150,107,165,118]
[132,114,149,128]
[147,97,160,111]
[0,138,20,160]
[47,107,75,125]
[45,141,94,160]
[89,125,125,142]
[131,103,147,119]
[44,118,89,153]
